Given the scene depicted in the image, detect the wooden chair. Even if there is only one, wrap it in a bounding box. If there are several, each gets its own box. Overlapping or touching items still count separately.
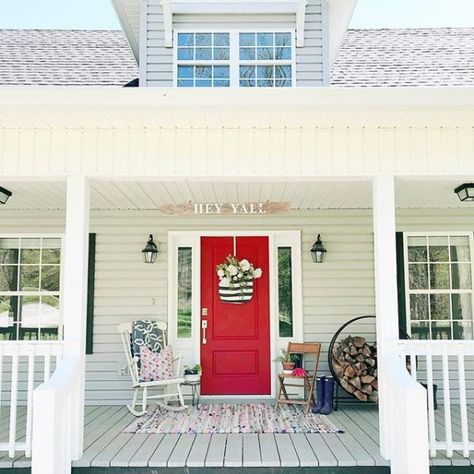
[118,320,187,416]
[275,342,321,414]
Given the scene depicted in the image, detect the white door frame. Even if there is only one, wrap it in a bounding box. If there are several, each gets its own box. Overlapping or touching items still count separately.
[168,230,303,398]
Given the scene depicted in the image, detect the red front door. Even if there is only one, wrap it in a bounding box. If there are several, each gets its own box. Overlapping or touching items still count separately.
[200,236,270,395]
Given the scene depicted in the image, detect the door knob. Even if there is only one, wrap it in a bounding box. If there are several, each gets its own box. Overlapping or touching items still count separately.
[202,319,208,344]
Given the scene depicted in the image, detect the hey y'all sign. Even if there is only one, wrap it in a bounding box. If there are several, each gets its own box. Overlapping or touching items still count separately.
[159,202,290,215]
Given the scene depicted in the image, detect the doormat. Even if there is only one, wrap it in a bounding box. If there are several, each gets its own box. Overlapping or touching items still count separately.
[123,403,343,434]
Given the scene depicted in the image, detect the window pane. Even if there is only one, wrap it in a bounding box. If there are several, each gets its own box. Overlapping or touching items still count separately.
[20,265,40,291]
[278,247,293,338]
[0,266,18,291]
[42,244,61,264]
[240,79,255,87]
[177,248,192,338]
[195,80,212,87]
[275,33,291,46]
[21,248,40,265]
[214,48,230,60]
[409,263,428,289]
[257,33,273,46]
[178,80,193,87]
[276,47,292,60]
[214,80,230,87]
[429,236,449,262]
[195,48,212,60]
[275,65,292,79]
[257,47,274,60]
[214,33,230,47]
[240,48,255,60]
[430,294,450,320]
[40,295,60,340]
[41,266,60,291]
[214,66,229,79]
[257,65,274,79]
[240,33,255,46]
[452,293,472,320]
[431,321,451,340]
[20,295,41,340]
[429,263,450,289]
[407,236,427,262]
[0,295,17,332]
[195,66,212,78]
[450,236,471,261]
[451,263,472,289]
[410,294,429,320]
[411,321,430,339]
[178,48,194,60]
[178,33,194,47]
[453,321,473,340]
[0,238,19,264]
[240,65,255,79]
[178,66,193,79]
[275,80,292,87]
[196,33,212,46]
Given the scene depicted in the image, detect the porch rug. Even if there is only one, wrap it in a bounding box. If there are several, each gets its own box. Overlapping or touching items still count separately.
[123,403,343,434]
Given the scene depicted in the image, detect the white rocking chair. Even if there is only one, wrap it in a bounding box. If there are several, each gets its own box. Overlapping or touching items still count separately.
[118,320,187,416]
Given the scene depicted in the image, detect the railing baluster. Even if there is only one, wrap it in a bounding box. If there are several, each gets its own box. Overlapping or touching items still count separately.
[25,346,35,458]
[8,350,19,458]
[0,345,3,420]
[442,343,453,457]
[457,344,469,457]
[425,342,436,458]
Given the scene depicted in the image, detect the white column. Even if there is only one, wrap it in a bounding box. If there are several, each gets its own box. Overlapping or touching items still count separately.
[372,175,399,459]
[62,175,90,459]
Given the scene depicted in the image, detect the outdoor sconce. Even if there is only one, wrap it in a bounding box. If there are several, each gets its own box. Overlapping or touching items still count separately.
[142,234,158,264]
[454,183,474,202]
[0,186,12,205]
[311,234,327,263]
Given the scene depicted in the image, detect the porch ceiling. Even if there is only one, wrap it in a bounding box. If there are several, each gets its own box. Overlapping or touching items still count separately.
[0,179,472,211]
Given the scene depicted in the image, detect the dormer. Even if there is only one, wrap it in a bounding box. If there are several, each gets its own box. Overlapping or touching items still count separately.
[112,0,357,87]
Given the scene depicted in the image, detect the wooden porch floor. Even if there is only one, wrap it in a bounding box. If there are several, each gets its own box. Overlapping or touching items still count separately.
[2,403,474,469]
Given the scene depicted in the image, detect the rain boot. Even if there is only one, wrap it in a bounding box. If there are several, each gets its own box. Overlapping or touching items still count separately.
[312,376,325,413]
[319,376,335,415]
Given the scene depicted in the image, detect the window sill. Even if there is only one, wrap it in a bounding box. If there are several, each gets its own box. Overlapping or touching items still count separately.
[161,0,307,47]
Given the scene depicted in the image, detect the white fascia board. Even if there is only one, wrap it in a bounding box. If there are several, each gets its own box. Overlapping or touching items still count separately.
[111,0,140,61]
[162,0,308,47]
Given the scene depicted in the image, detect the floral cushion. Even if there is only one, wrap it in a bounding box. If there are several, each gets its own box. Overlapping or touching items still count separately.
[139,345,174,382]
[131,320,165,368]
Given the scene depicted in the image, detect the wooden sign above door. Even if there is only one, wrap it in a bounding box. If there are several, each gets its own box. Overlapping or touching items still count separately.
[159,202,290,216]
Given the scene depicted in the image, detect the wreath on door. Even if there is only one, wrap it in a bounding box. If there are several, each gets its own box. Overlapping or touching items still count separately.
[216,255,262,304]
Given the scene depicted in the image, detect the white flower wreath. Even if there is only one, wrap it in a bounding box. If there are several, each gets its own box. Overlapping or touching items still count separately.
[216,255,262,291]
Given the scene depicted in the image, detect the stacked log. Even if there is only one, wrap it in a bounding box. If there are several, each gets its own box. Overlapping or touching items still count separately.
[332,335,378,402]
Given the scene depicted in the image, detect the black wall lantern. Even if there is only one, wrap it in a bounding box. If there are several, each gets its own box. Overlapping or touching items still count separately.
[142,234,158,264]
[0,186,12,205]
[455,183,474,202]
[311,234,327,263]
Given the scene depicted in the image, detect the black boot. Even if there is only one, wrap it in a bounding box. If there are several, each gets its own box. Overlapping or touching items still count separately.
[319,376,335,415]
[312,376,325,413]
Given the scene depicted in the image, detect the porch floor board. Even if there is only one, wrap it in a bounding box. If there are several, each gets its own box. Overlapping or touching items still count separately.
[4,404,474,468]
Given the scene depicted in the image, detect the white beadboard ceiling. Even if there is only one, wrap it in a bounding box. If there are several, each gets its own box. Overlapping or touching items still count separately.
[0,179,473,211]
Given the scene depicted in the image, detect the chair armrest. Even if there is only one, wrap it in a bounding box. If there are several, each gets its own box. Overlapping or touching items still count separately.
[173,353,183,375]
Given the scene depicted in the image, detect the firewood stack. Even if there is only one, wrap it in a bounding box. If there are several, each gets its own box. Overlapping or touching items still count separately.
[331,335,378,402]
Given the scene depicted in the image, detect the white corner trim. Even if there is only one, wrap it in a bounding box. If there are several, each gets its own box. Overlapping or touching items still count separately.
[161,0,307,48]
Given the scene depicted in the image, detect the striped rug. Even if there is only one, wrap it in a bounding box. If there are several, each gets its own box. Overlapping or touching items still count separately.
[124,403,342,434]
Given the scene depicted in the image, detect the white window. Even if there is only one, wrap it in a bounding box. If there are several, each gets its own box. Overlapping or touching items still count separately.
[0,237,63,341]
[404,233,474,340]
[175,30,294,88]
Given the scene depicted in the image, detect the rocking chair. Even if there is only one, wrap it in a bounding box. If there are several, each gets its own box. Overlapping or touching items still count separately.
[118,320,187,416]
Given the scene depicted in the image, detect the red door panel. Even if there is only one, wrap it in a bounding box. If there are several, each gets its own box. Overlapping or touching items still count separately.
[200,236,270,395]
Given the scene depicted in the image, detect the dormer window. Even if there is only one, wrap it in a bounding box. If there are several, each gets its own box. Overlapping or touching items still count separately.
[175,30,294,88]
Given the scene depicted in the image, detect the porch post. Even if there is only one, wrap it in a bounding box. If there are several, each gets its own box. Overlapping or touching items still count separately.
[62,175,90,459]
[372,175,399,460]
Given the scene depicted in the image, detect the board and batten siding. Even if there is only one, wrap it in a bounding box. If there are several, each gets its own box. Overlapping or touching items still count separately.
[1,208,474,404]
[142,0,325,87]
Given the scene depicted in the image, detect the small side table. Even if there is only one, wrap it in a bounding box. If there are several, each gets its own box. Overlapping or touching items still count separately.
[183,380,201,406]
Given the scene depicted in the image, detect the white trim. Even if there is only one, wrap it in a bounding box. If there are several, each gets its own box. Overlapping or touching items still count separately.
[173,29,296,88]
[402,231,474,340]
[168,230,303,398]
[139,0,148,87]
[162,0,307,47]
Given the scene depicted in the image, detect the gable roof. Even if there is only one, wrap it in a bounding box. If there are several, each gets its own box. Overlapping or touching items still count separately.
[332,28,474,87]
[0,28,473,87]
[0,29,137,87]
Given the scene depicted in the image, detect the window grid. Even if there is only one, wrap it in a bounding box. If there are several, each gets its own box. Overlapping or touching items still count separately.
[175,30,295,88]
[404,233,474,340]
[0,237,62,341]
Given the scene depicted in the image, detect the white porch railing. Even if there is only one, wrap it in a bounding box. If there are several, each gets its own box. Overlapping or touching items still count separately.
[395,340,474,459]
[384,350,429,474]
[31,355,81,474]
[0,341,63,458]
